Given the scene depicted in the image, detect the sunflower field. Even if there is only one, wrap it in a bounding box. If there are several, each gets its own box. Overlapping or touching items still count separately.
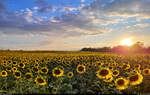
[0,51,150,94]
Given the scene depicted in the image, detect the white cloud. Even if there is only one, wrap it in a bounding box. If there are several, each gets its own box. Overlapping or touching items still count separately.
[135,23,149,28]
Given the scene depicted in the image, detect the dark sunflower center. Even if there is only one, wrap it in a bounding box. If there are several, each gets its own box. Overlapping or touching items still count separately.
[129,75,139,82]
[33,68,38,72]
[19,63,24,67]
[78,66,84,72]
[144,70,149,74]
[99,69,109,76]
[113,71,118,75]
[15,72,21,76]
[37,78,44,83]
[7,67,11,70]
[123,65,127,69]
[54,69,61,75]
[2,72,6,75]
[69,73,72,76]
[26,74,32,79]
[117,79,125,86]
[42,69,47,72]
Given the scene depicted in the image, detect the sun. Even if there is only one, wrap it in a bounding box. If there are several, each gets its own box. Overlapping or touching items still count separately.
[121,38,132,46]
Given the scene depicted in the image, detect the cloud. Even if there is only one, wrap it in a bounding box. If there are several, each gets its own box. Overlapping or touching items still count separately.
[135,23,149,28]
[0,0,7,12]
[34,0,52,13]
[84,0,150,18]
[0,2,112,38]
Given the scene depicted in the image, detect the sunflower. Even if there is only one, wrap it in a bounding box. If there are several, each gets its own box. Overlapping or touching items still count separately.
[52,67,64,77]
[7,67,12,72]
[96,68,111,79]
[13,71,21,79]
[112,70,120,77]
[12,61,17,66]
[18,63,25,68]
[115,77,129,90]
[104,76,113,83]
[51,87,58,94]
[67,72,74,78]
[34,63,39,67]
[40,67,48,74]
[25,73,32,80]
[76,64,86,74]
[143,69,150,76]
[32,67,39,73]
[35,76,47,86]
[0,70,8,77]
[97,62,104,67]
[122,63,130,70]
[12,67,18,72]
[128,72,143,86]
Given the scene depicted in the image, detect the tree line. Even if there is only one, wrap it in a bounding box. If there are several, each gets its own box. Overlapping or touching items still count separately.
[80,42,150,54]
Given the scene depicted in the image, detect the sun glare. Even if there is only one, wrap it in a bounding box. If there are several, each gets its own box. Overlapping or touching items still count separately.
[121,38,132,46]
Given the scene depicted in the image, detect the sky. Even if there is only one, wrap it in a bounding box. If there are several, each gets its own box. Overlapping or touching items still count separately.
[0,0,150,50]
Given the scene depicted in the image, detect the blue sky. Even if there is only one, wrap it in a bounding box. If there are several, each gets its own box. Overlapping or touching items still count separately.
[0,0,150,50]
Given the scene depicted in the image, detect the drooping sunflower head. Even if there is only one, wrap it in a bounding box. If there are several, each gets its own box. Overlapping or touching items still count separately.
[35,76,47,86]
[52,67,64,77]
[112,70,120,77]
[13,71,21,79]
[103,76,113,83]
[0,70,8,77]
[40,67,48,74]
[128,72,143,86]
[96,68,111,79]
[143,68,150,76]
[25,73,32,80]
[115,77,129,90]
[76,64,86,74]
[67,72,74,78]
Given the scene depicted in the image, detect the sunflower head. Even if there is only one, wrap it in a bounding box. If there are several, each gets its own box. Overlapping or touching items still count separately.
[143,69,150,75]
[96,68,111,79]
[35,76,47,86]
[67,72,74,78]
[18,63,25,68]
[112,70,120,77]
[0,70,8,77]
[115,77,129,90]
[12,61,17,66]
[12,67,18,72]
[25,73,32,80]
[52,67,64,77]
[128,72,143,86]
[13,71,21,79]
[7,67,12,72]
[76,64,86,74]
[51,87,58,94]
[40,67,48,74]
[32,67,39,73]
[103,76,113,83]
